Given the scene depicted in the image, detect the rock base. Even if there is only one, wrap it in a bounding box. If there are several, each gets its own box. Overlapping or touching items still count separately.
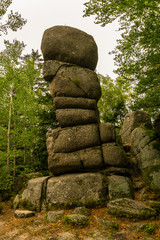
[22,172,107,211]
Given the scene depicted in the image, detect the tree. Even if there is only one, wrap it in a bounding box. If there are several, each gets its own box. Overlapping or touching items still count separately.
[0,0,26,35]
[0,40,56,198]
[98,74,130,130]
[84,0,160,116]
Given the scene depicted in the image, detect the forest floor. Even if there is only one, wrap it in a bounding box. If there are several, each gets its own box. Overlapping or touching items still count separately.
[0,201,160,240]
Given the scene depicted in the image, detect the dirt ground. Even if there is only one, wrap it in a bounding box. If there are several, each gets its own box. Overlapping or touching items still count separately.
[0,202,160,240]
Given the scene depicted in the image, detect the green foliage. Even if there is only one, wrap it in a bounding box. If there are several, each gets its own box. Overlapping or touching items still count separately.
[0,41,56,199]
[84,0,160,116]
[0,166,13,199]
[97,74,129,130]
[143,223,156,234]
[0,0,27,35]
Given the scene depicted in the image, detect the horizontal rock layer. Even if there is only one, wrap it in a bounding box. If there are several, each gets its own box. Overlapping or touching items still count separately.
[49,66,101,101]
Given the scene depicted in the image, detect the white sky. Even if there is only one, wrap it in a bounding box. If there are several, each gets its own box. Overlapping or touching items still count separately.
[0,0,121,79]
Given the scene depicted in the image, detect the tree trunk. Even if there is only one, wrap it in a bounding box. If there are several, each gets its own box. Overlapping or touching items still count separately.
[7,84,13,173]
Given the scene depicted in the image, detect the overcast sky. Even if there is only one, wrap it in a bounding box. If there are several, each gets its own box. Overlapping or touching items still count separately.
[0,0,121,79]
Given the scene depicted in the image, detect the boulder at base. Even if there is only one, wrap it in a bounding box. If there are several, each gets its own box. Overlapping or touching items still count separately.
[108,175,134,200]
[46,172,107,208]
[107,198,156,219]
[22,176,50,211]
[41,25,98,70]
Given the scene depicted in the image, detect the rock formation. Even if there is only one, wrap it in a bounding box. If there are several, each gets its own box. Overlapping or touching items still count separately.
[41,25,104,175]
[120,110,160,198]
[20,26,132,211]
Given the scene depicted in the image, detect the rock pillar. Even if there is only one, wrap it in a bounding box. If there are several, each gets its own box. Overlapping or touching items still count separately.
[41,25,104,175]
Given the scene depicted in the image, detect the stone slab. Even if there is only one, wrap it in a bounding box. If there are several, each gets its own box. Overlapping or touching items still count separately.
[54,97,97,110]
[56,109,98,127]
[46,124,101,153]
[46,173,107,208]
[107,198,156,219]
[48,146,103,175]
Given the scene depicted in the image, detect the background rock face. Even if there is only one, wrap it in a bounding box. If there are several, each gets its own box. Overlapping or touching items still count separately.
[120,111,151,144]
[41,25,98,70]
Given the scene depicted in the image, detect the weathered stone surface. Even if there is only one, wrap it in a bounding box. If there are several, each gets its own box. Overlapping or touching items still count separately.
[56,109,98,127]
[103,167,130,177]
[63,214,89,226]
[130,127,151,155]
[153,113,160,136]
[73,207,91,216]
[146,200,160,213]
[99,123,116,143]
[143,166,160,192]
[22,176,50,211]
[48,146,103,175]
[47,211,64,222]
[46,124,101,154]
[49,66,101,101]
[108,175,134,200]
[120,111,151,144]
[46,173,106,207]
[102,143,127,168]
[14,210,35,218]
[101,220,119,230]
[139,143,160,170]
[43,60,71,81]
[107,198,156,219]
[13,194,20,210]
[53,97,97,110]
[41,25,98,70]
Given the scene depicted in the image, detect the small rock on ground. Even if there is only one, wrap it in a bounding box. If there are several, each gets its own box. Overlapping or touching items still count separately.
[14,210,35,218]
[47,210,65,222]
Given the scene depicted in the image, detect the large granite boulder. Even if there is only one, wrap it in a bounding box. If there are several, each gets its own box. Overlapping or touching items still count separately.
[56,109,98,127]
[48,146,103,175]
[46,124,100,154]
[120,111,151,144]
[41,25,98,70]
[22,176,50,211]
[54,97,97,110]
[102,143,127,168]
[107,198,156,219]
[46,173,107,208]
[99,123,116,143]
[49,65,101,101]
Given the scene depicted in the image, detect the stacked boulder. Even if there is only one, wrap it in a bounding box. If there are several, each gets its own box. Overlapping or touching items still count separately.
[19,26,133,211]
[41,25,104,175]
